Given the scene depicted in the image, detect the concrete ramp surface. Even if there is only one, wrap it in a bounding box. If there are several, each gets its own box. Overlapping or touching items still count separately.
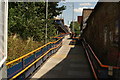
[31,35,93,79]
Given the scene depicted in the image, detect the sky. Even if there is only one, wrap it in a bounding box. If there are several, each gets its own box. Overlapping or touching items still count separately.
[57,0,99,26]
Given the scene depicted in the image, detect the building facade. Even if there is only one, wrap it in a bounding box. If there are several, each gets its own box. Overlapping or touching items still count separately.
[83,2,120,66]
[54,18,69,34]
[0,0,8,79]
[81,9,93,30]
[77,16,83,24]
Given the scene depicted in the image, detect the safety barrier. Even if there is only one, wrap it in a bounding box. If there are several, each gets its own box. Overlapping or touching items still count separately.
[7,34,65,80]
[82,38,120,79]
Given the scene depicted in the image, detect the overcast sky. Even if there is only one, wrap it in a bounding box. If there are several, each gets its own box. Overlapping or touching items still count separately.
[58,0,98,26]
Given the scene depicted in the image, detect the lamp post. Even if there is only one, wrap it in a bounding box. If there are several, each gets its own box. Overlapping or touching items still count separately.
[72,2,74,33]
[45,0,48,44]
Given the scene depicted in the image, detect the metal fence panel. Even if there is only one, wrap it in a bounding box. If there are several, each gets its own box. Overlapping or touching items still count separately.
[24,65,35,78]
[36,50,42,58]
[7,36,64,79]
[7,62,22,79]
[36,59,43,68]
[24,55,35,67]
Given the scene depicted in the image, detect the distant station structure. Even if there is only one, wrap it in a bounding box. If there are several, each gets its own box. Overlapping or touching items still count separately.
[54,18,70,34]
[0,0,8,79]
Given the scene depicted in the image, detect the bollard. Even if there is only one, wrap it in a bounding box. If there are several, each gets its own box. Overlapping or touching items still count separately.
[108,66,113,76]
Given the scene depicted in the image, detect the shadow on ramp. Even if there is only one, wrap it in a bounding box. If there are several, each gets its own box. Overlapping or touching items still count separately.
[38,41,94,79]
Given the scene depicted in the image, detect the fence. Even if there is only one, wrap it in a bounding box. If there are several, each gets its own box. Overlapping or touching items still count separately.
[6,34,65,80]
[82,38,120,79]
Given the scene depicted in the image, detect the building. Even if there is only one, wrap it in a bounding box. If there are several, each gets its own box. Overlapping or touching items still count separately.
[81,9,93,30]
[77,16,83,24]
[0,0,8,79]
[82,2,120,67]
[64,25,71,33]
[54,18,69,34]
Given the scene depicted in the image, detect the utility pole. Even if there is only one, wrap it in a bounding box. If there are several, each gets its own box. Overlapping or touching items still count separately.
[72,2,74,33]
[45,0,48,44]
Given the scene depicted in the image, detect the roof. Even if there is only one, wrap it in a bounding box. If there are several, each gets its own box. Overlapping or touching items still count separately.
[83,9,94,10]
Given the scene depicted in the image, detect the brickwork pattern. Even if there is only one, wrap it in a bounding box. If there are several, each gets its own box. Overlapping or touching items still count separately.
[83,3,120,66]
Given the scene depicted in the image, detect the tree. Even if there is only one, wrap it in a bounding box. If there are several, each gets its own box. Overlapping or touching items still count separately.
[70,21,80,36]
[8,2,65,41]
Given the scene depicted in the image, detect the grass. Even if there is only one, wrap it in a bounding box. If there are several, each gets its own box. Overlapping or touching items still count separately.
[7,35,43,63]
[7,34,59,68]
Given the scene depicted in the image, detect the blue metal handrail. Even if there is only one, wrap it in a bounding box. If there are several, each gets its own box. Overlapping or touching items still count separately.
[7,35,64,79]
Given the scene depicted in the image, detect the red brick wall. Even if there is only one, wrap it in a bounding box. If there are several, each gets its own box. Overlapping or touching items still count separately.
[83,2,120,66]
[77,16,82,24]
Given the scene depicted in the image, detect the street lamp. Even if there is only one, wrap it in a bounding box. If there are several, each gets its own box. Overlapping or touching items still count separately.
[72,2,74,33]
[45,0,48,44]
[68,2,75,33]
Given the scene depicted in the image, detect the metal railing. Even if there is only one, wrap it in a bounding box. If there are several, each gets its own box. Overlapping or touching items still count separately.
[82,38,120,79]
[7,34,65,80]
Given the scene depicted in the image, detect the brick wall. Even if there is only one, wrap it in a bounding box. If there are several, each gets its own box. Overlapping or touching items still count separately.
[81,9,93,30]
[77,16,82,24]
[83,2,120,66]
[82,9,93,21]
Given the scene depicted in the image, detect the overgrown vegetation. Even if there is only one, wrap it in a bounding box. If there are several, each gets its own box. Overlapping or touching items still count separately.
[8,2,65,62]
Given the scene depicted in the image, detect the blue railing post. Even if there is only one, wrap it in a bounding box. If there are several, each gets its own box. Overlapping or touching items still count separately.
[54,43,56,53]
[22,58,25,79]
[41,48,44,65]
[51,43,53,54]
[34,52,36,68]
[22,58,25,70]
